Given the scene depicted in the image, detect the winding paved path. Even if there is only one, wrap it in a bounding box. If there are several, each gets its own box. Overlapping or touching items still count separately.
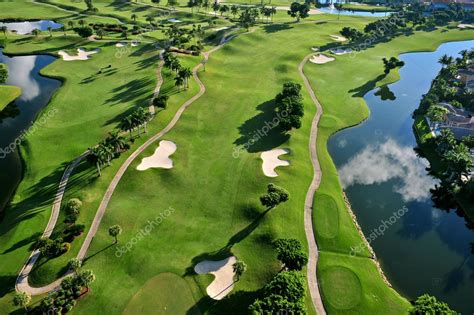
[298,53,327,315]
[15,32,234,296]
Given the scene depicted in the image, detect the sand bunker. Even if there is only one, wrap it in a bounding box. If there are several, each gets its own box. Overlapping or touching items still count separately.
[214,26,229,32]
[311,47,319,52]
[331,48,353,55]
[58,48,99,61]
[261,148,290,177]
[116,42,126,47]
[131,42,140,47]
[330,35,347,42]
[310,54,335,64]
[458,24,474,29]
[194,256,237,300]
[137,140,177,171]
[168,18,182,23]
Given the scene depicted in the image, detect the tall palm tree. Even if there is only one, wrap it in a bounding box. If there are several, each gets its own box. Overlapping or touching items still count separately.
[131,13,137,23]
[47,26,53,37]
[1,26,7,39]
[68,20,75,30]
[120,115,135,140]
[146,15,155,25]
[77,270,96,292]
[438,54,453,67]
[179,67,192,89]
[105,130,127,154]
[96,27,106,39]
[79,19,85,28]
[87,146,105,176]
[170,58,181,74]
[174,75,185,90]
[231,5,239,18]
[31,29,40,37]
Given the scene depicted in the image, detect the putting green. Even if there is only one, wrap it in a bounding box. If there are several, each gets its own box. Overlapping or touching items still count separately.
[123,273,199,315]
[0,85,21,111]
[320,266,362,310]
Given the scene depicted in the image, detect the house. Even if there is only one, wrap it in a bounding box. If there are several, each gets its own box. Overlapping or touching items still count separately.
[457,65,474,91]
[428,103,474,140]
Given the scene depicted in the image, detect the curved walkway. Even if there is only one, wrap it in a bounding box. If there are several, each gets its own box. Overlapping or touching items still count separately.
[16,32,234,296]
[298,53,327,315]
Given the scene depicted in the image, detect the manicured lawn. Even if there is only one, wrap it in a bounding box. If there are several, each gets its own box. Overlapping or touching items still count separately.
[0,85,21,111]
[304,25,474,314]
[123,273,199,314]
[342,3,391,12]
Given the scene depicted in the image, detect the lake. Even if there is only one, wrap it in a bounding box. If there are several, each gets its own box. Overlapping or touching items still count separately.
[0,49,60,214]
[0,20,62,35]
[328,40,474,314]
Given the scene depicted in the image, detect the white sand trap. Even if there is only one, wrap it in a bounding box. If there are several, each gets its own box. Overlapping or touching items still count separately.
[214,26,229,32]
[168,18,182,23]
[58,48,100,61]
[137,140,177,171]
[115,42,126,47]
[131,41,140,47]
[194,256,237,300]
[310,54,335,64]
[458,24,474,29]
[330,35,347,42]
[261,148,290,177]
[311,47,319,52]
[331,48,353,55]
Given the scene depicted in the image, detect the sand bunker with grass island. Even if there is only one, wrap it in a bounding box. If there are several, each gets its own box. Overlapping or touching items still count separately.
[261,148,290,177]
[330,35,347,42]
[58,48,100,61]
[137,140,177,171]
[194,256,237,300]
[310,54,335,64]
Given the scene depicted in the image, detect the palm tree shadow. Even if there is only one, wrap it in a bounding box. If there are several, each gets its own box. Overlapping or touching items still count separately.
[349,74,387,98]
[234,100,290,153]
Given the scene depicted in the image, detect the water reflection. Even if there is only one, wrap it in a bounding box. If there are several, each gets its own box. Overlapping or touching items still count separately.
[0,20,62,35]
[339,139,438,202]
[2,55,40,101]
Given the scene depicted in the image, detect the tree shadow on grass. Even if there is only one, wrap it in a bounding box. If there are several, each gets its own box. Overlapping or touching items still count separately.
[2,231,42,255]
[263,23,293,33]
[349,73,387,98]
[0,275,17,298]
[184,206,271,277]
[187,289,260,315]
[104,77,154,106]
[234,100,290,153]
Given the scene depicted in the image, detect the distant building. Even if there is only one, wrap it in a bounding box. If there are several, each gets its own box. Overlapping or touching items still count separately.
[428,103,474,140]
[430,0,474,9]
[457,65,474,91]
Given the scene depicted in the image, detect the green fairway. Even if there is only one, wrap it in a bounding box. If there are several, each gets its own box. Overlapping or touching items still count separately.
[0,0,473,313]
[123,273,199,315]
[0,85,21,111]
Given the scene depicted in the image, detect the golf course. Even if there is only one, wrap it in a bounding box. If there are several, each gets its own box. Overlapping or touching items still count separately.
[0,0,473,314]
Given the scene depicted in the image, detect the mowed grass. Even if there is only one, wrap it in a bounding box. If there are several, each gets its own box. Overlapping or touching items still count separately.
[123,273,199,315]
[304,25,474,314]
[69,16,407,315]
[0,36,164,313]
[0,85,21,111]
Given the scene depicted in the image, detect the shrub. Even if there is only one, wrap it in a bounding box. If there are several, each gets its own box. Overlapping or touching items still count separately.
[66,198,82,215]
[75,27,93,38]
[153,95,169,109]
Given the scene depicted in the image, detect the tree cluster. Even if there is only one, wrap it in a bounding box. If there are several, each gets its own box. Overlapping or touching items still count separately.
[273,238,308,271]
[382,57,405,74]
[36,237,68,258]
[410,294,458,315]
[275,82,305,131]
[0,63,8,83]
[163,51,193,90]
[287,2,310,22]
[260,183,290,210]
[340,26,363,42]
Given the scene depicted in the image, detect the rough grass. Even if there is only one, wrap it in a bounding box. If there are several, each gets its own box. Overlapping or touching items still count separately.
[0,85,21,111]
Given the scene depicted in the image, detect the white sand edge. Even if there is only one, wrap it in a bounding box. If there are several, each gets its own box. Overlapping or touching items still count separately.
[58,48,100,61]
[261,148,290,177]
[137,140,177,171]
[310,54,335,64]
[330,34,347,42]
[194,256,237,300]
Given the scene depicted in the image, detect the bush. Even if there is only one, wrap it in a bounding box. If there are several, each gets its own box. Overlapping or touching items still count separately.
[410,294,458,314]
[63,242,71,253]
[66,198,82,215]
[75,27,93,38]
[0,63,8,83]
[64,213,79,224]
[64,224,85,238]
[153,95,169,109]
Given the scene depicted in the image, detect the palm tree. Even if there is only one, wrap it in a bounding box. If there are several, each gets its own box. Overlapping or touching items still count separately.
[438,54,453,67]
[79,19,85,28]
[108,225,122,243]
[31,29,40,37]
[131,13,137,23]
[231,5,239,18]
[13,291,31,312]
[179,67,192,89]
[171,58,181,74]
[47,26,53,37]
[271,6,276,22]
[87,145,108,176]
[101,142,114,166]
[96,27,106,39]
[77,270,96,292]
[59,26,66,36]
[146,15,155,25]
[233,260,247,281]
[122,29,128,39]
[105,130,127,154]
[175,75,185,90]
[68,258,82,275]
[120,115,135,140]
[68,20,75,30]
[1,26,7,38]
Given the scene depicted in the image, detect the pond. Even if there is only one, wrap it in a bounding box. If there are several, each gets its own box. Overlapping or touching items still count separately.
[0,20,62,35]
[328,40,474,314]
[318,7,392,17]
[0,49,60,213]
